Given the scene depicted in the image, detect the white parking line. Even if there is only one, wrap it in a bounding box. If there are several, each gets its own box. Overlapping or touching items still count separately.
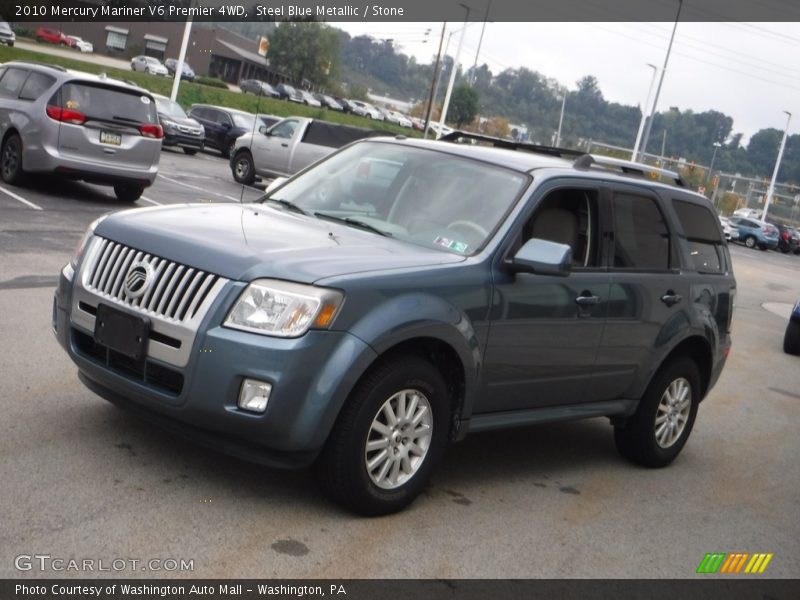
[157,173,242,202]
[140,196,162,206]
[0,185,42,210]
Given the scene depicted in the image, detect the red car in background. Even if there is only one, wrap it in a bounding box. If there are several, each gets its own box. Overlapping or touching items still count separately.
[35,27,66,45]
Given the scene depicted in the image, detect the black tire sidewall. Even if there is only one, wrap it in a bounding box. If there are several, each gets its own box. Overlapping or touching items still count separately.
[232,152,254,184]
[616,357,700,468]
[319,356,449,516]
[784,320,800,355]
[1,134,23,184]
[114,184,143,202]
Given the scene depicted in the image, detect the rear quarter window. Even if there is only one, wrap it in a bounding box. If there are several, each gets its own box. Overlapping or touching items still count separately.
[19,72,56,101]
[0,67,29,98]
[672,198,727,273]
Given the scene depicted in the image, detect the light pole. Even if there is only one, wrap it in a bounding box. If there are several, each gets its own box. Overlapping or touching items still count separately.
[436,3,471,138]
[706,142,722,184]
[763,111,792,222]
[170,18,193,101]
[631,63,658,161]
[555,90,566,147]
[423,22,448,139]
[639,0,683,160]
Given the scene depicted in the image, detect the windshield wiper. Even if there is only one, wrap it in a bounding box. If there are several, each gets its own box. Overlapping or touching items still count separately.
[265,198,309,215]
[112,115,142,124]
[314,212,391,237]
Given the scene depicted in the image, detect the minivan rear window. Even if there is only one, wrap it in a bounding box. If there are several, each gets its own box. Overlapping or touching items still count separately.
[57,82,158,125]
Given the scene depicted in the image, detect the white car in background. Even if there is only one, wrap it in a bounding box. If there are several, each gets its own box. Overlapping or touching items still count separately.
[130,55,169,76]
[718,216,738,241]
[349,100,384,120]
[380,108,413,127]
[66,35,93,53]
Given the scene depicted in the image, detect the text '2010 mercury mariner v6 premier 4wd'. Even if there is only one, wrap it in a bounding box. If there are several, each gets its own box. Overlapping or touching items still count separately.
[53,132,735,515]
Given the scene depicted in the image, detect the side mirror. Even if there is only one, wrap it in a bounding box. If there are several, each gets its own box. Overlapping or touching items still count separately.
[259,125,268,135]
[221,122,231,130]
[510,238,572,277]
[265,177,287,194]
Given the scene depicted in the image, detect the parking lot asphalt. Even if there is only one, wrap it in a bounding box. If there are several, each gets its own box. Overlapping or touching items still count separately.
[1,150,798,579]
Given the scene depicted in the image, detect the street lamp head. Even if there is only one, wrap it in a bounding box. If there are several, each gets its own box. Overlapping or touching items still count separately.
[713,142,722,148]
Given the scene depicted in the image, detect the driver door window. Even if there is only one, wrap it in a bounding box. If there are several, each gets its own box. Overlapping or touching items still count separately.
[270,119,298,139]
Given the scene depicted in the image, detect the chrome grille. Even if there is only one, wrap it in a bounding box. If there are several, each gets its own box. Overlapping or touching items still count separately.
[85,238,221,322]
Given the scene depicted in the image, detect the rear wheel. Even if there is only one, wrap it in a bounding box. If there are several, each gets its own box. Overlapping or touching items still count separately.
[316,356,449,516]
[1,133,25,184]
[231,151,255,185]
[614,357,700,468]
[784,320,800,355]
[113,184,144,202]
[744,236,756,249]
[182,148,198,155]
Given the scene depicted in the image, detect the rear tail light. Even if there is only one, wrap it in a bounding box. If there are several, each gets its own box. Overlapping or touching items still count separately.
[139,124,164,139]
[46,105,86,125]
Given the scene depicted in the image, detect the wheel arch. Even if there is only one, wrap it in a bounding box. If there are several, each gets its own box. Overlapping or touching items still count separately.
[649,335,713,402]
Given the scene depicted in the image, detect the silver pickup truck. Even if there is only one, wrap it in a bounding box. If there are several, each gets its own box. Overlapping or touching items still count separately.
[230,116,379,185]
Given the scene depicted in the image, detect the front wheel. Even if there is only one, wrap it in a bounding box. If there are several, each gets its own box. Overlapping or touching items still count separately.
[614,357,700,468]
[231,151,255,185]
[113,184,144,202]
[784,320,800,355]
[316,356,450,516]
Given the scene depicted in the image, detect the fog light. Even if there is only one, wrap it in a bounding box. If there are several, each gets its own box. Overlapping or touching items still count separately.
[238,379,272,413]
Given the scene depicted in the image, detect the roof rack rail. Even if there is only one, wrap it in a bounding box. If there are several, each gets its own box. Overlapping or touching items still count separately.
[574,154,686,187]
[6,60,67,72]
[440,130,585,159]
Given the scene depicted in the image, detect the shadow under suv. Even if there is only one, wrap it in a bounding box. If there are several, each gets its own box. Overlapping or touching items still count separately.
[54,132,735,515]
[0,61,163,202]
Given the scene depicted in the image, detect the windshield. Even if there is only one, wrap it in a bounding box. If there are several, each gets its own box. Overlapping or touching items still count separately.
[155,97,188,118]
[232,113,256,129]
[264,142,529,255]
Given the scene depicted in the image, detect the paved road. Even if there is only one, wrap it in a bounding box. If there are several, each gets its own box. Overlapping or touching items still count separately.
[0,152,798,579]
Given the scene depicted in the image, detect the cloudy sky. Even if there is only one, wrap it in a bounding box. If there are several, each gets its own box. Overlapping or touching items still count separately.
[338,21,800,145]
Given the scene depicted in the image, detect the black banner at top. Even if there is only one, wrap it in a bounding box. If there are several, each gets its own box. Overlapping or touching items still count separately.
[2,0,800,23]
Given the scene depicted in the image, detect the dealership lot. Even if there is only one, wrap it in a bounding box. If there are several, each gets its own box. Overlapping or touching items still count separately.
[1,150,798,578]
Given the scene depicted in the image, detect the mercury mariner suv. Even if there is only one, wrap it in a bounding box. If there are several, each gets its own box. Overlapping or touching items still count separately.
[53,132,735,515]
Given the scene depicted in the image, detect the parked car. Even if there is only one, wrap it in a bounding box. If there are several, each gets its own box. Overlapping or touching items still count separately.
[733,207,762,220]
[164,59,195,81]
[152,94,204,155]
[314,94,343,111]
[130,56,169,76]
[379,108,413,128]
[276,83,304,103]
[187,104,258,158]
[65,35,93,53]
[54,132,734,515]
[727,216,780,250]
[35,27,66,45]
[0,21,16,47]
[230,116,380,184]
[334,97,356,113]
[773,222,800,254]
[0,61,162,202]
[409,117,426,132]
[784,299,800,355]
[718,216,738,241]
[239,79,279,98]
[349,100,384,120]
[298,90,322,107]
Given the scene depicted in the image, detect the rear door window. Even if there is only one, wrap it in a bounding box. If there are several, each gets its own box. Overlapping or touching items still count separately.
[672,199,727,273]
[58,82,158,125]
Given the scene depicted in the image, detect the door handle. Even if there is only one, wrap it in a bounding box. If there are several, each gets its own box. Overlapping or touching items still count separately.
[281,143,289,147]
[661,291,683,307]
[575,294,600,306]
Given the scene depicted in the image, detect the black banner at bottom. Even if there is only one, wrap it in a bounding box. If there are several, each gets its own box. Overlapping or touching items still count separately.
[3,579,800,600]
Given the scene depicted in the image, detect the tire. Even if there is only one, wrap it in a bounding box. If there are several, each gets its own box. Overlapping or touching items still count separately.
[614,357,700,468]
[784,320,800,355]
[316,356,450,516]
[1,133,25,185]
[744,236,756,249]
[182,148,198,155]
[231,151,255,185]
[113,184,144,202]
[222,139,235,159]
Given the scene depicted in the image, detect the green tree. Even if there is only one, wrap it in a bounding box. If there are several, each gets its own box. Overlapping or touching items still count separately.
[448,85,479,127]
[268,22,341,87]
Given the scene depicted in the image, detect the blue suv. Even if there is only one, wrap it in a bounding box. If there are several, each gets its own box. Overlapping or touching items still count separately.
[727,216,779,250]
[54,134,736,515]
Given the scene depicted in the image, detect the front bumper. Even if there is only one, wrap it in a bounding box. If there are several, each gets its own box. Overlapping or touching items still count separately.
[163,130,204,150]
[53,268,377,469]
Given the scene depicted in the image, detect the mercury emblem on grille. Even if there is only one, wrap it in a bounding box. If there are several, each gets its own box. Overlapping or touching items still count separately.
[123,261,152,299]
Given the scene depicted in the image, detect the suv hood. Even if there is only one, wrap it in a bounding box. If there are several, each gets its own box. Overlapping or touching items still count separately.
[94,203,465,283]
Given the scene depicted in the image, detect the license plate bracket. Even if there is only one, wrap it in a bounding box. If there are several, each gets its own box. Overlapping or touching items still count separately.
[94,304,149,360]
[100,130,122,146]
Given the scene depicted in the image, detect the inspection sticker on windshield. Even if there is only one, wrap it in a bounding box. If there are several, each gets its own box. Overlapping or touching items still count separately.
[434,236,469,253]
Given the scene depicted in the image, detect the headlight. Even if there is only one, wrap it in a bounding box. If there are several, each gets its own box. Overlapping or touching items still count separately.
[224,280,344,338]
[70,215,107,269]
[161,118,177,131]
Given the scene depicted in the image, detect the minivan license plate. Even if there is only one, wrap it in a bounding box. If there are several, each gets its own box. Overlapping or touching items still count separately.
[100,130,122,146]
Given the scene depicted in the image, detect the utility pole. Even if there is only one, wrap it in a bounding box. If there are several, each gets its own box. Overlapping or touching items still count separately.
[640,0,683,160]
[470,0,492,85]
[436,4,471,138]
[423,22,447,139]
[555,91,566,147]
[763,111,792,222]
